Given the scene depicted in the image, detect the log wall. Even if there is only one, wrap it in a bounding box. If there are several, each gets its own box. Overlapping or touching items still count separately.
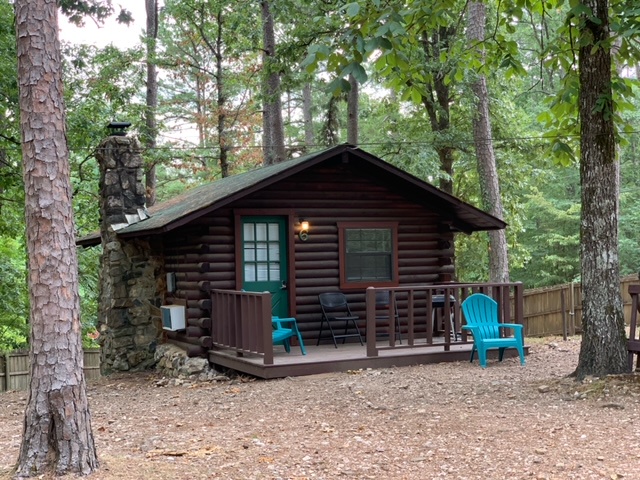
[161,158,457,346]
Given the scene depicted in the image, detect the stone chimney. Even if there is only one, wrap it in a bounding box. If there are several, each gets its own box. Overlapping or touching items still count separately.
[95,134,164,374]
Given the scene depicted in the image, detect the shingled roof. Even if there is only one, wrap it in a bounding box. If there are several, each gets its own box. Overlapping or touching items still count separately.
[78,144,505,247]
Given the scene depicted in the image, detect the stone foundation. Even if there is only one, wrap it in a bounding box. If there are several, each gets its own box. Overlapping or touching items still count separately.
[154,344,226,384]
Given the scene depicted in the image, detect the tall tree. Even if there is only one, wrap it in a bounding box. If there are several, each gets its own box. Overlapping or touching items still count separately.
[302,82,314,148]
[14,0,98,475]
[158,0,262,176]
[145,0,158,205]
[347,73,359,145]
[467,1,509,283]
[261,0,286,165]
[574,0,627,378]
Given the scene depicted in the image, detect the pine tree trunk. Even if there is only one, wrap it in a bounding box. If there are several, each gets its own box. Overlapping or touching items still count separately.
[213,10,231,177]
[261,0,285,165]
[420,28,455,195]
[575,0,628,378]
[467,1,509,283]
[145,0,158,206]
[347,74,359,145]
[303,82,314,148]
[14,0,98,475]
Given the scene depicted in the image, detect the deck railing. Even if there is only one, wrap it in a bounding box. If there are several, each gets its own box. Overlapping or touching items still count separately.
[364,283,524,357]
[209,283,524,364]
[210,289,276,364]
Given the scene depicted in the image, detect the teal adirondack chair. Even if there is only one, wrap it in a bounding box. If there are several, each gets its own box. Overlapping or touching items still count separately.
[272,317,307,355]
[461,293,525,368]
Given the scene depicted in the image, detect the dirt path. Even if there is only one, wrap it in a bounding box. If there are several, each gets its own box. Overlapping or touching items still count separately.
[1,337,640,480]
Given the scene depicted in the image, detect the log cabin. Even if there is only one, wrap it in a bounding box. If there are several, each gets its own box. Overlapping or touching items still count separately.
[80,137,525,378]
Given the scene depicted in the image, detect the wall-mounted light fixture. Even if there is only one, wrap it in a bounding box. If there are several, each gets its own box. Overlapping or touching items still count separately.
[299,219,310,242]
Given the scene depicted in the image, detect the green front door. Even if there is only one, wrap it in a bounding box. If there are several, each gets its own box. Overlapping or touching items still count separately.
[241,216,289,317]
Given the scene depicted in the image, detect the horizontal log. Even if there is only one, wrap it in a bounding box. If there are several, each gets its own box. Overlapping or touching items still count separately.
[165,262,211,273]
[398,258,440,268]
[294,242,339,253]
[186,326,206,338]
[198,299,212,311]
[165,332,205,347]
[175,271,234,282]
[187,317,212,329]
[186,345,207,358]
[200,336,213,349]
[293,251,338,262]
[295,268,339,279]
[397,250,445,260]
[175,290,207,301]
[295,261,339,270]
[182,253,235,264]
[295,277,341,288]
[189,235,235,244]
[164,243,209,255]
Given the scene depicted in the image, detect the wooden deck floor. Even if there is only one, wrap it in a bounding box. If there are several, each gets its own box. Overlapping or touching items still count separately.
[208,339,529,379]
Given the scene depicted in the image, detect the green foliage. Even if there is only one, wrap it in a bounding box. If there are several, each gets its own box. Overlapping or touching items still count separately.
[509,168,582,288]
[78,246,101,348]
[59,0,133,27]
[0,237,28,351]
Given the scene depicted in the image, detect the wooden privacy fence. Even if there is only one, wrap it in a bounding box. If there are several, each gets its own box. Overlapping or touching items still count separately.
[523,274,639,337]
[0,349,101,393]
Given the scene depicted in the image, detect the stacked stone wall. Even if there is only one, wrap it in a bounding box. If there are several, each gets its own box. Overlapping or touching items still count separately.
[95,135,164,373]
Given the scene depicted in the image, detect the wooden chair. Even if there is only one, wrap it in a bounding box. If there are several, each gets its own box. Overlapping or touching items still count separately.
[461,293,525,368]
[272,317,306,355]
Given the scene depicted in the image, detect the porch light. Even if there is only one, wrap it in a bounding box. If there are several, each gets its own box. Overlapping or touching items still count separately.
[299,219,310,242]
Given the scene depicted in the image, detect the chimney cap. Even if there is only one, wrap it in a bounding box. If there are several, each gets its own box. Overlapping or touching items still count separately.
[107,121,132,136]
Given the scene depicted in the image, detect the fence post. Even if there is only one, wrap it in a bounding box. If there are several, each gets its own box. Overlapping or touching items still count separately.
[2,352,8,392]
[569,282,576,335]
[561,288,567,341]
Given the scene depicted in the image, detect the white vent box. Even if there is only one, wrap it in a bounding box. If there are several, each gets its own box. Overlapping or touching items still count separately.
[161,305,186,331]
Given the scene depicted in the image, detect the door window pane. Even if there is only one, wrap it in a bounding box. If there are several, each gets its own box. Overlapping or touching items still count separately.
[268,223,279,241]
[256,223,267,241]
[243,220,284,283]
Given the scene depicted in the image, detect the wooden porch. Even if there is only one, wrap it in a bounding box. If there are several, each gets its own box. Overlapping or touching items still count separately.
[202,282,527,378]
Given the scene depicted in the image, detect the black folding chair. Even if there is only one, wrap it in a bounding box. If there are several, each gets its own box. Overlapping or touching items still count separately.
[317,292,364,348]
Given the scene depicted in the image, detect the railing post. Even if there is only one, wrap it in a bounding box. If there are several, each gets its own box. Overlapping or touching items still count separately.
[514,282,524,334]
[262,293,274,365]
[365,287,378,357]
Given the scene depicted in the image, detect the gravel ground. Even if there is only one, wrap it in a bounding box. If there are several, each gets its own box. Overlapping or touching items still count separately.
[1,336,640,480]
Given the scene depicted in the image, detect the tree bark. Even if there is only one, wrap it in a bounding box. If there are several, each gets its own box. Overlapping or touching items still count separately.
[14,0,98,475]
[420,28,455,195]
[347,74,359,145]
[467,1,509,283]
[303,82,314,148]
[575,0,628,378]
[145,0,158,205]
[261,0,286,165]
[214,9,231,177]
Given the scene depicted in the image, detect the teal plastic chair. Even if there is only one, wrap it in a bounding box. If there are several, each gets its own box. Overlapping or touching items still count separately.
[272,317,307,355]
[461,293,525,368]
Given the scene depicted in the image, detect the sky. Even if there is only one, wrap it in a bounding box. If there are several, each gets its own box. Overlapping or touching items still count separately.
[58,2,148,49]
